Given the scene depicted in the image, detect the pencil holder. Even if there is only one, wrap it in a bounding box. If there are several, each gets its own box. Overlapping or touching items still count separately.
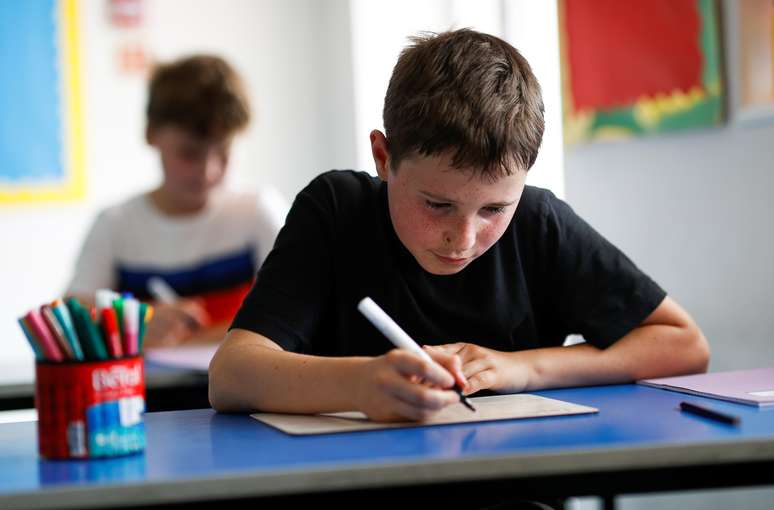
[35,356,145,459]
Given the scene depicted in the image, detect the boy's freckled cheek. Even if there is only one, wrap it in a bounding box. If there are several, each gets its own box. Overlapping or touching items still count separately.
[416,217,438,244]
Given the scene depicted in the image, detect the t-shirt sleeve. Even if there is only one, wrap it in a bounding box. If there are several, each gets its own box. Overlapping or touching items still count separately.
[540,193,666,348]
[230,176,334,353]
[253,186,291,266]
[65,211,116,297]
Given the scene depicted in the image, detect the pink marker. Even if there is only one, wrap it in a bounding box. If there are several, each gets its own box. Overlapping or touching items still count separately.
[25,308,64,362]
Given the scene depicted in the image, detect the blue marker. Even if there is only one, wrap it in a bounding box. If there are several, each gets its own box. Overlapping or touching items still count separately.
[17,317,44,360]
[52,300,84,360]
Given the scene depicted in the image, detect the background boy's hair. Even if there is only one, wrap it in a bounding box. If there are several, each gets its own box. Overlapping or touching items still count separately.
[146,55,250,139]
[383,29,544,178]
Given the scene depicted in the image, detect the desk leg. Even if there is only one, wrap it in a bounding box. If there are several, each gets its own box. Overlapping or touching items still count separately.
[603,495,616,510]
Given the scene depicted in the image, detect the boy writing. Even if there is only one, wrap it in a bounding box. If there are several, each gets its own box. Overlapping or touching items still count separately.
[68,55,287,348]
[209,30,708,423]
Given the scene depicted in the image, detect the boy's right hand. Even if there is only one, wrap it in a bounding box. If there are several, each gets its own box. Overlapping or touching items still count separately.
[142,299,210,348]
[354,348,466,422]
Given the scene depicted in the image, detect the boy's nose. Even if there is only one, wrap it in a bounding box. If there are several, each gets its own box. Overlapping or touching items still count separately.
[444,217,476,253]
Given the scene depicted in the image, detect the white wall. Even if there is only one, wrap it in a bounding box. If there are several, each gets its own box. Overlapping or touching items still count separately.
[349,0,457,173]
[504,0,564,196]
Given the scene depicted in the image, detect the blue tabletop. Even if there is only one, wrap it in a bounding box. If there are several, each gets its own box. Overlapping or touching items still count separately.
[2,384,773,506]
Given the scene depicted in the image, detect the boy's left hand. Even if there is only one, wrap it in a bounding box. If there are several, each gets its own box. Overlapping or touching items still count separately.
[425,343,528,395]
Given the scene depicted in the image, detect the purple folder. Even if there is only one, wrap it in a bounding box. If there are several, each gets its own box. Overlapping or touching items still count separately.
[638,367,774,407]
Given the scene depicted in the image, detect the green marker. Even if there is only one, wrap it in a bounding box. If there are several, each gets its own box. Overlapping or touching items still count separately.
[66,298,93,360]
[66,298,108,361]
[81,307,108,360]
[113,298,125,341]
[138,302,148,353]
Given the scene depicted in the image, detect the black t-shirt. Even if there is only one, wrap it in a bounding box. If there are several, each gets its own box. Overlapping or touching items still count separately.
[232,170,665,356]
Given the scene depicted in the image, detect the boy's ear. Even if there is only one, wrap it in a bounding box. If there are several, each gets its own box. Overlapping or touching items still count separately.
[369,130,391,181]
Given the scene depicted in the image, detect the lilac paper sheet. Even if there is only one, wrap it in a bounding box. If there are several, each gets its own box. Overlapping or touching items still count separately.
[639,367,774,406]
[145,345,218,372]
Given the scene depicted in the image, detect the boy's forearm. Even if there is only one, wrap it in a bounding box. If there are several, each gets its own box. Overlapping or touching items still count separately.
[208,330,368,414]
[513,297,709,392]
[516,322,709,391]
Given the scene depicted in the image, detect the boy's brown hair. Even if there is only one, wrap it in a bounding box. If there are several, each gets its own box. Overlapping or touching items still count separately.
[383,29,544,178]
[146,55,250,139]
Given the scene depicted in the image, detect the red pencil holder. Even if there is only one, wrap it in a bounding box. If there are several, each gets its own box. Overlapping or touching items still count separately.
[35,356,146,459]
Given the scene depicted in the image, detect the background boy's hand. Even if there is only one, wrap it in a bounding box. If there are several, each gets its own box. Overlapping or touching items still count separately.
[142,299,210,348]
[354,348,465,422]
[425,343,528,395]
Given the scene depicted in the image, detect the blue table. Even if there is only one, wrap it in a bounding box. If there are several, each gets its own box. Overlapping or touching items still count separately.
[2,384,774,509]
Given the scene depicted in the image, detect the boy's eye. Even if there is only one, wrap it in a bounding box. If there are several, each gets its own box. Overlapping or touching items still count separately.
[483,206,505,215]
[179,148,203,161]
[425,200,451,210]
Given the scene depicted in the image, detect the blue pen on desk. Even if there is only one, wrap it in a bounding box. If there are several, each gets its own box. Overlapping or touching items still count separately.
[357,297,476,412]
[679,401,740,426]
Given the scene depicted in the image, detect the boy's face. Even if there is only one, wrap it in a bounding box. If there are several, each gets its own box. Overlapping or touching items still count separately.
[371,130,526,275]
[147,125,232,212]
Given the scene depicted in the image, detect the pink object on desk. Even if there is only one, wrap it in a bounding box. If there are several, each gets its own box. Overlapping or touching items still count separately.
[639,367,774,407]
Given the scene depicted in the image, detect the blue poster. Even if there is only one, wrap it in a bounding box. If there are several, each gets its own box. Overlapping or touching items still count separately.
[0,0,84,202]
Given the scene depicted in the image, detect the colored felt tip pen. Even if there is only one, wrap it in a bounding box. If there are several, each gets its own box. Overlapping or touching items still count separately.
[100,307,123,358]
[95,289,120,312]
[122,297,140,356]
[17,317,44,360]
[40,305,74,360]
[679,401,740,426]
[51,299,84,360]
[25,308,64,362]
[357,297,476,412]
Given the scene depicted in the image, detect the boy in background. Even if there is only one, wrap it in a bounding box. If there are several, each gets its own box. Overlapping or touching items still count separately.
[68,55,287,348]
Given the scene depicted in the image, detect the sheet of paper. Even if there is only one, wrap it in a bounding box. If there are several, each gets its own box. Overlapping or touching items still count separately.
[251,394,598,435]
[144,344,218,372]
[639,367,774,407]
